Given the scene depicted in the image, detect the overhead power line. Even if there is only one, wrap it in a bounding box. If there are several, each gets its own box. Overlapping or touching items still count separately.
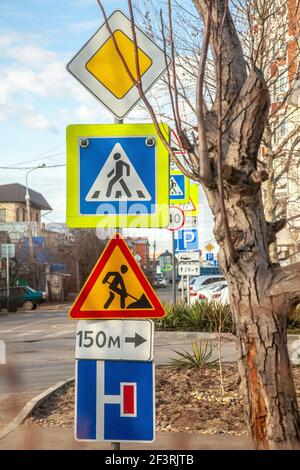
[0,164,66,170]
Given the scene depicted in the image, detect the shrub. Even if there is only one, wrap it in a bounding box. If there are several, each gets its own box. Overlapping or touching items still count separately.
[169,340,218,369]
[156,300,234,333]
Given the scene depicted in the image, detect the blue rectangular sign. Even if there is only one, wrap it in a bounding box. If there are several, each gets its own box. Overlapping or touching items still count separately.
[175,229,199,252]
[206,253,214,261]
[80,137,156,215]
[169,174,186,201]
[76,360,155,442]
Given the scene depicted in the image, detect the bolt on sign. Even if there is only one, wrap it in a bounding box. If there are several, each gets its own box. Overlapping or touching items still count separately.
[66,123,169,228]
[69,234,165,320]
[67,10,170,120]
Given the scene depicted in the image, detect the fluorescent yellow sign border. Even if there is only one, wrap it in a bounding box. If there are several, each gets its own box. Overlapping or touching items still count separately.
[170,169,190,204]
[179,183,199,217]
[66,123,170,228]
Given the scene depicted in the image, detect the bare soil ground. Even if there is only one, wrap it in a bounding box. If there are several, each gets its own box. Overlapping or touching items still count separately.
[0,392,33,432]
[26,365,300,436]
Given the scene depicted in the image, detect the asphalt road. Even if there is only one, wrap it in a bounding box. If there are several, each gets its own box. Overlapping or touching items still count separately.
[0,286,185,397]
[1,286,299,400]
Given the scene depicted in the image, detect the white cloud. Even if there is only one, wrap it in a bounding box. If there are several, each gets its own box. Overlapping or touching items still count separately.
[3,44,57,66]
[75,103,111,122]
[22,113,58,132]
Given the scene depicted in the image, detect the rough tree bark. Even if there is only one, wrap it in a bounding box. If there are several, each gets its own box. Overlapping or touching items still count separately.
[192,0,300,449]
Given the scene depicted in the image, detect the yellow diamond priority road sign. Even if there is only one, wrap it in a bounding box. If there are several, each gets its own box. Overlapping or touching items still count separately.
[67,10,170,119]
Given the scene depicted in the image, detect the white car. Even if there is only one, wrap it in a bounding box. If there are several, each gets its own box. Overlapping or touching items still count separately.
[191,282,229,305]
[153,276,167,288]
[190,275,225,295]
[178,277,196,291]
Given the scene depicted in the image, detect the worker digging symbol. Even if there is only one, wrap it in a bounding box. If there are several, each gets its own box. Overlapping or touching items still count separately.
[102,264,152,309]
[106,152,132,198]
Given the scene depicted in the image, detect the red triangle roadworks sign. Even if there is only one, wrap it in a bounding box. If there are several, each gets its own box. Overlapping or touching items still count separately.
[69,233,165,319]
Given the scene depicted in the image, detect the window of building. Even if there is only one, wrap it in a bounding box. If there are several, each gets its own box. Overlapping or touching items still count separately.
[35,212,39,223]
[279,119,286,138]
[0,209,6,222]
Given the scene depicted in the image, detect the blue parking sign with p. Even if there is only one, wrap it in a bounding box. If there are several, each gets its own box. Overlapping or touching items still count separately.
[175,229,199,252]
[76,360,155,442]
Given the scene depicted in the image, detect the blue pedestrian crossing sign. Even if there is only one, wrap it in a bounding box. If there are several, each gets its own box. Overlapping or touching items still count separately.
[169,170,190,204]
[67,123,169,228]
[175,228,199,252]
[76,359,155,442]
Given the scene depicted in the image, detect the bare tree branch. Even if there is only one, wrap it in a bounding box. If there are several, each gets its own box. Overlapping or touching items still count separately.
[196,0,213,186]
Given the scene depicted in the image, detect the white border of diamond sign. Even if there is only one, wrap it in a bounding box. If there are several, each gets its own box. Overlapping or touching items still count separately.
[67,10,170,119]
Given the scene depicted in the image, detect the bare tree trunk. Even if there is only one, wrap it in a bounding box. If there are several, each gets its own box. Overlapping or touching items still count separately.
[193,0,300,447]
[228,260,300,448]
[213,187,300,448]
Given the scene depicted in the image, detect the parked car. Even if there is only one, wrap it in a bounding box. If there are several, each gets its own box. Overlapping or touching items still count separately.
[191,282,229,305]
[0,286,46,311]
[190,275,225,296]
[153,276,168,288]
[178,276,196,291]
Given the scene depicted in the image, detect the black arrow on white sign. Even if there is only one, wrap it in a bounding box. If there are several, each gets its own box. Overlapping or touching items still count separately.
[125,333,147,348]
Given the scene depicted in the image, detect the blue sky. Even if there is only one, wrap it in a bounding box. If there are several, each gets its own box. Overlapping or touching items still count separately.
[0,0,215,252]
[0,1,132,221]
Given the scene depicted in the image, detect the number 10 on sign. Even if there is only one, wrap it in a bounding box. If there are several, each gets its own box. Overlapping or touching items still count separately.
[167,206,185,231]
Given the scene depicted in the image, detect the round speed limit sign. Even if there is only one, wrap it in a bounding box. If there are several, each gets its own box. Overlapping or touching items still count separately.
[167,206,185,231]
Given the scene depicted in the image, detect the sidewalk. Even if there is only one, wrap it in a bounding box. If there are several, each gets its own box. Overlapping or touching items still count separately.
[0,425,253,450]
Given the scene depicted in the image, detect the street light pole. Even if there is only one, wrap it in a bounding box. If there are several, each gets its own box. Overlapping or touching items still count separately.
[25,164,46,287]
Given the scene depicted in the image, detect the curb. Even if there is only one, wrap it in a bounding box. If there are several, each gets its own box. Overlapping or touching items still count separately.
[0,377,74,440]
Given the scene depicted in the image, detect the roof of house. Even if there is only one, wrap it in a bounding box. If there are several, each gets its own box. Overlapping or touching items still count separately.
[0,183,52,211]
[158,250,172,258]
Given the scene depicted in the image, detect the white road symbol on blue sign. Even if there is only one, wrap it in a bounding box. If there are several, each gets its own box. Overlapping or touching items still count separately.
[169,174,185,200]
[76,360,155,442]
[206,253,214,261]
[80,137,156,215]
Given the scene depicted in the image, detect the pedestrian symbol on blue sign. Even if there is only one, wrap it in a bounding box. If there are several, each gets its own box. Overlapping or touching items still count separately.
[175,229,199,252]
[80,137,156,215]
[169,174,187,201]
[86,143,151,202]
[76,360,155,442]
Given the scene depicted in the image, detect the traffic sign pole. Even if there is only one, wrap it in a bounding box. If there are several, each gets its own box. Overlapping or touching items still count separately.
[6,252,9,305]
[172,230,177,305]
[112,112,122,455]
[187,275,190,305]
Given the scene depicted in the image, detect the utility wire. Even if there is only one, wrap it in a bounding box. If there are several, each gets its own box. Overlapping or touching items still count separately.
[8,143,65,168]
[6,152,66,168]
[0,164,66,170]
